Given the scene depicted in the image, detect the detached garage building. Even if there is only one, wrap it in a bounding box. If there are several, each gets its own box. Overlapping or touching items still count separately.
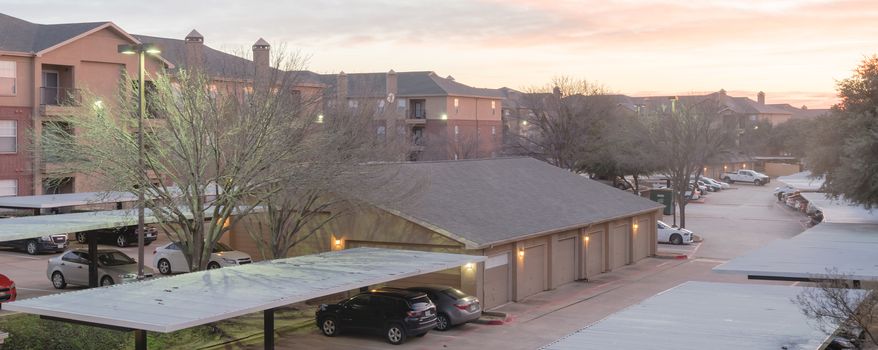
[230,157,663,309]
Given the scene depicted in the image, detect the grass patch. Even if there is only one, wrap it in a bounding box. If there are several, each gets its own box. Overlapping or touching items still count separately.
[0,305,316,350]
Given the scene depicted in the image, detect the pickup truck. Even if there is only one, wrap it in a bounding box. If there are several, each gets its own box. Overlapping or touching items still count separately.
[722,169,770,186]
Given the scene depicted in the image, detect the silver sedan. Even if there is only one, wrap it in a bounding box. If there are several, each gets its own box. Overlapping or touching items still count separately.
[47,249,152,288]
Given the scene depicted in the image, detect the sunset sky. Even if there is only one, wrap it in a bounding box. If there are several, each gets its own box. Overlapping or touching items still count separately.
[5,0,878,108]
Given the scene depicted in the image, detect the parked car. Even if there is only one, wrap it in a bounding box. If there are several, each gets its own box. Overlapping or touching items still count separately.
[699,176,729,190]
[406,285,481,331]
[657,220,693,245]
[316,288,437,345]
[75,225,159,247]
[685,186,701,200]
[47,248,151,288]
[722,169,770,186]
[697,180,721,192]
[0,273,16,309]
[0,234,69,255]
[773,185,797,201]
[153,241,252,274]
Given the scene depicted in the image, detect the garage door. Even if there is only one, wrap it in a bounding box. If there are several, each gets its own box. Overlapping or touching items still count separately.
[553,237,576,287]
[632,217,651,261]
[483,252,510,309]
[519,245,546,299]
[609,224,630,270]
[584,231,604,279]
[346,241,461,289]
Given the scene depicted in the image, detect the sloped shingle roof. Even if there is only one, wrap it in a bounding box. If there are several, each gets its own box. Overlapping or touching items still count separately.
[132,34,323,85]
[0,13,107,54]
[359,157,663,248]
[321,71,504,99]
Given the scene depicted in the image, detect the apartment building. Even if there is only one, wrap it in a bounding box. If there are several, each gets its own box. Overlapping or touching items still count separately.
[0,13,169,196]
[321,71,505,160]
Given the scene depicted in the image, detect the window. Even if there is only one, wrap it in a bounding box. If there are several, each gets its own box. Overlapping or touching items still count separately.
[348,100,358,109]
[377,99,385,112]
[454,125,459,135]
[0,120,16,153]
[397,99,406,112]
[377,126,386,136]
[0,179,16,196]
[454,98,459,113]
[491,101,496,115]
[491,126,496,135]
[0,61,15,96]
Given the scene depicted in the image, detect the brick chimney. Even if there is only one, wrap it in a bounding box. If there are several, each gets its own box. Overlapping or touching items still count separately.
[336,71,348,101]
[757,91,765,105]
[386,69,397,96]
[252,38,270,88]
[184,29,204,71]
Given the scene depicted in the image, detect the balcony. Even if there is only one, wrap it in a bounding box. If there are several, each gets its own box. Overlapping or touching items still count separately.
[406,109,427,125]
[40,87,81,116]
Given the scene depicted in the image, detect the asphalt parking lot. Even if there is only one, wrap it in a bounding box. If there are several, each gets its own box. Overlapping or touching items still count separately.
[0,232,170,306]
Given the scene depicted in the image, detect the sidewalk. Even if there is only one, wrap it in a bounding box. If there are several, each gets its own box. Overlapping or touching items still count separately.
[489,257,689,325]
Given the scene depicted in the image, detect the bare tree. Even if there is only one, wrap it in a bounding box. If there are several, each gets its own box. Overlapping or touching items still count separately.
[41,50,342,271]
[508,77,618,171]
[245,97,407,259]
[794,269,878,346]
[644,96,732,227]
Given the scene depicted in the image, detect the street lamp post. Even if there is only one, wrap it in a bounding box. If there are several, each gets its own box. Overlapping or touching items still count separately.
[118,43,160,279]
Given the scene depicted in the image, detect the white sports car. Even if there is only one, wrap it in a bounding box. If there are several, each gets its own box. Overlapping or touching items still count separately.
[657,220,694,245]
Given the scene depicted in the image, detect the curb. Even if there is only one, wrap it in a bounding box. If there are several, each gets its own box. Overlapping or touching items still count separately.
[654,254,688,260]
[474,311,512,325]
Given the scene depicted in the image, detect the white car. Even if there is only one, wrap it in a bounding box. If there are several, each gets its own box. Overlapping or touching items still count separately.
[700,176,730,190]
[153,242,252,274]
[657,220,694,245]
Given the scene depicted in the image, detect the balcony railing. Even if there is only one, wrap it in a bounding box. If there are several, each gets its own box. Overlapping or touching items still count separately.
[40,87,80,106]
[409,109,426,119]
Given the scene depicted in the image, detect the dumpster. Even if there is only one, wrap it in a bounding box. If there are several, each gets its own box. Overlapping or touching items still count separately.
[650,189,674,216]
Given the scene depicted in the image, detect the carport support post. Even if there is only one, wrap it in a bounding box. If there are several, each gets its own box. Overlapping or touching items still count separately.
[264,308,275,350]
[134,329,147,350]
[88,232,98,288]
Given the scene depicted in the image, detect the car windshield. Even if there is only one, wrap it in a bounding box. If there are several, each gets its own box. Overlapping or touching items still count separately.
[212,242,233,252]
[443,288,468,300]
[97,251,136,266]
[408,295,432,310]
[657,221,671,229]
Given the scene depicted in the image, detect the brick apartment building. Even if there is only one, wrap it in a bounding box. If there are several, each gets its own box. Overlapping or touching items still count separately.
[321,71,505,161]
[0,13,169,196]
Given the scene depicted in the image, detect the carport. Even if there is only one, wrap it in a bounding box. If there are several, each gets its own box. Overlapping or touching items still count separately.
[799,192,878,225]
[714,222,878,284]
[539,281,859,350]
[4,247,485,350]
[0,206,245,287]
[0,190,136,215]
[776,171,824,192]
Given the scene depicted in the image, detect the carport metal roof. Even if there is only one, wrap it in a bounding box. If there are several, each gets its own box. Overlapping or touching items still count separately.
[0,186,219,210]
[800,192,878,224]
[0,206,247,242]
[539,281,849,350]
[4,248,485,333]
[776,171,824,192]
[713,223,878,281]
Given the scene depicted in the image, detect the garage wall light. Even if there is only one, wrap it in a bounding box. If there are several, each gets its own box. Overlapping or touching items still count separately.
[742,164,747,169]
[633,223,639,230]
[464,262,475,271]
[518,249,525,258]
[334,238,342,247]
[584,236,590,242]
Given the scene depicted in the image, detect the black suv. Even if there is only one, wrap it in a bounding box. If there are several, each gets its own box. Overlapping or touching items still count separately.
[75,225,158,247]
[315,288,438,345]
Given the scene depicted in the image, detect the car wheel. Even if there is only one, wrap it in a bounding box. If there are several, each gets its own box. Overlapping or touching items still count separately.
[76,233,87,244]
[320,317,339,337]
[101,276,115,286]
[670,234,683,245]
[207,262,221,270]
[385,323,407,345]
[51,271,67,289]
[116,234,128,247]
[435,313,451,331]
[157,259,172,275]
[26,240,38,255]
